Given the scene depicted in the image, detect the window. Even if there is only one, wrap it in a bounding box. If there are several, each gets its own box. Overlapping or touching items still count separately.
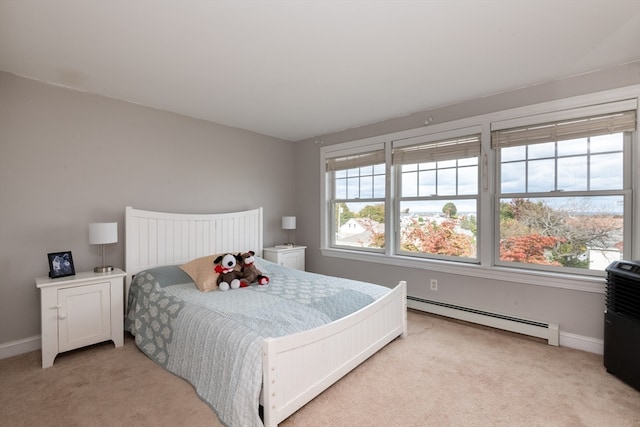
[326,147,386,250]
[320,91,638,287]
[492,110,636,274]
[393,133,481,261]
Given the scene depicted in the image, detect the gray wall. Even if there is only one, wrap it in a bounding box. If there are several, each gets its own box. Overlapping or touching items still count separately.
[0,72,296,344]
[2,62,639,348]
[294,62,640,342]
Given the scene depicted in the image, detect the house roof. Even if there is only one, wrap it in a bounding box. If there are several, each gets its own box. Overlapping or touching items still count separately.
[1,0,639,142]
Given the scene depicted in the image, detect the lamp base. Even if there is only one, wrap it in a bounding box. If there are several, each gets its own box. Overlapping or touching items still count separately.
[94,266,114,273]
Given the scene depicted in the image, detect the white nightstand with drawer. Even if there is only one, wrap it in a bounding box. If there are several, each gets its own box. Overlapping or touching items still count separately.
[36,268,126,368]
[263,246,306,271]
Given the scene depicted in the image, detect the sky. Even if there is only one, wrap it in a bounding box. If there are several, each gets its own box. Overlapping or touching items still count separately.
[337,133,625,216]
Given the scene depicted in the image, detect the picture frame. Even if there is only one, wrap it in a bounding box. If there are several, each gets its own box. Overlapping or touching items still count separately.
[47,251,75,278]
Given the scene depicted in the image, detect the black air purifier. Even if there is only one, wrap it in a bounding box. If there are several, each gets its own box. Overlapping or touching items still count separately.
[604,260,640,392]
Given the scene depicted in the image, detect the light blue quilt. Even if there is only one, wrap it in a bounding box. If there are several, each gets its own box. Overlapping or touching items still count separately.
[125,258,389,427]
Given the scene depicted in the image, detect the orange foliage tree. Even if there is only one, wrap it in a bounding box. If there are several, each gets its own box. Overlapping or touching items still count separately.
[401,218,475,257]
[499,234,563,266]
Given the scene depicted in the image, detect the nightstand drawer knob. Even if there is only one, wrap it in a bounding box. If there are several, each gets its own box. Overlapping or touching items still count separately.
[58,312,67,320]
[50,304,61,310]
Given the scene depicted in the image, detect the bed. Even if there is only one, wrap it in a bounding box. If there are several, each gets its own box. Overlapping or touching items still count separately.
[124,206,407,427]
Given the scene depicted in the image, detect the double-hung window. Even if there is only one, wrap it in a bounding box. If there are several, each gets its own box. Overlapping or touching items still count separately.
[325,145,386,251]
[492,104,636,274]
[321,90,638,286]
[393,131,481,261]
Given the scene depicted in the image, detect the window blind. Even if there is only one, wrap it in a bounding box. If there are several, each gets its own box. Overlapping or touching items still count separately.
[491,110,637,149]
[392,135,481,165]
[325,150,385,172]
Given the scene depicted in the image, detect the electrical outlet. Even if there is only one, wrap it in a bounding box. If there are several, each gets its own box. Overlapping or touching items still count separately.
[430,279,438,291]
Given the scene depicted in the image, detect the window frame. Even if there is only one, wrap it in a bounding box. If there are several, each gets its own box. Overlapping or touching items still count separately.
[392,127,482,263]
[491,102,636,276]
[319,85,640,293]
[321,139,388,252]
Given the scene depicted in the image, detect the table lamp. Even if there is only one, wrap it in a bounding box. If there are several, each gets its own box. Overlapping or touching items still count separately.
[282,216,296,246]
[89,222,118,272]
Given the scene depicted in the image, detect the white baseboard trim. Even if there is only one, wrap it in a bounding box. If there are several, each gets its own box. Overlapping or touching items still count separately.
[559,331,604,355]
[0,335,41,360]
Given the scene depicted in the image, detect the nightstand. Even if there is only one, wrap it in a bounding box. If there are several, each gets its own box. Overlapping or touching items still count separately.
[263,246,306,271]
[35,268,126,368]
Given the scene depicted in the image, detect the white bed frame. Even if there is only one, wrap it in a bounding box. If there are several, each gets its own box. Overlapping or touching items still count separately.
[125,206,407,427]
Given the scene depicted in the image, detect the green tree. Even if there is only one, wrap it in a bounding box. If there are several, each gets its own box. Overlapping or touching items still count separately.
[359,204,385,223]
[551,241,589,268]
[499,201,515,220]
[459,214,477,235]
[336,203,354,226]
[442,202,457,218]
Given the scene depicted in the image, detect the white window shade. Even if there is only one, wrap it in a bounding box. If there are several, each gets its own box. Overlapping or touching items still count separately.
[392,134,481,165]
[492,110,637,149]
[325,150,385,172]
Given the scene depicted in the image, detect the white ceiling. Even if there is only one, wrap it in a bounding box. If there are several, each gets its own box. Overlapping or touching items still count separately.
[1,1,639,142]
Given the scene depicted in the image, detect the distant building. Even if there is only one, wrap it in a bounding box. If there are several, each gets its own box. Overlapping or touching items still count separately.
[336,218,382,247]
[338,218,368,237]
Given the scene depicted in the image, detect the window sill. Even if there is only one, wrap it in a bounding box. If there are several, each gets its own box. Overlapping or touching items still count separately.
[320,248,606,294]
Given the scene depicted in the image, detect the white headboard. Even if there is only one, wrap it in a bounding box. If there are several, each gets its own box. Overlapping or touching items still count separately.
[124,206,263,294]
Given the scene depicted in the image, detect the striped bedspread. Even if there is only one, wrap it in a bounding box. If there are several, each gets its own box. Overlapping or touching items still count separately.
[125,257,389,427]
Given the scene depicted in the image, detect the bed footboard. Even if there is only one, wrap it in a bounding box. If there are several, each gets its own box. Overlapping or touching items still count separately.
[262,280,407,427]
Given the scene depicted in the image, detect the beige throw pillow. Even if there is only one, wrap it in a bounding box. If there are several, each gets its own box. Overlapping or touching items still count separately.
[179,254,220,292]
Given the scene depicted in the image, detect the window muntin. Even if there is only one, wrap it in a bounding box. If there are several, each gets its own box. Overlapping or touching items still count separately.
[500,136,625,194]
[333,201,385,250]
[495,115,632,274]
[328,150,386,251]
[399,199,478,260]
[335,164,385,199]
[395,134,480,261]
[401,159,478,197]
[498,195,624,271]
[321,97,637,285]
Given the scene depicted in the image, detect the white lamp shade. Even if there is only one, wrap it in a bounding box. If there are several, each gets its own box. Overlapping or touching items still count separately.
[89,222,118,245]
[282,216,296,230]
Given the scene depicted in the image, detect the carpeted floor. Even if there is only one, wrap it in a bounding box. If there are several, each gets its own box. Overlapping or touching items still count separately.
[1,310,638,427]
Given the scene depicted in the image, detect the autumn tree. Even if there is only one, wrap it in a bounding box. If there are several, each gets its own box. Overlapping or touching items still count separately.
[499,198,619,268]
[368,229,385,248]
[401,218,474,257]
[499,234,563,266]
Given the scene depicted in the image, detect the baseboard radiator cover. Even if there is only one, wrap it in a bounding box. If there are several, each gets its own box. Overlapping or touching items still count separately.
[407,296,559,346]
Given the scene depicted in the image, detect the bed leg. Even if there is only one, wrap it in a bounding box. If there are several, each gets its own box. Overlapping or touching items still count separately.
[399,280,408,338]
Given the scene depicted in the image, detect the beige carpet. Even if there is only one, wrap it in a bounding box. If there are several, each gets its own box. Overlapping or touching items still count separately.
[1,310,638,427]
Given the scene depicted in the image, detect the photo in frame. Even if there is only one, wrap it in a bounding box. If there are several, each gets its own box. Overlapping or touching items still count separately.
[47,251,75,278]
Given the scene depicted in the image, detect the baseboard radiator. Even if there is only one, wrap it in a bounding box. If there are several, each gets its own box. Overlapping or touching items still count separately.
[407,296,559,346]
